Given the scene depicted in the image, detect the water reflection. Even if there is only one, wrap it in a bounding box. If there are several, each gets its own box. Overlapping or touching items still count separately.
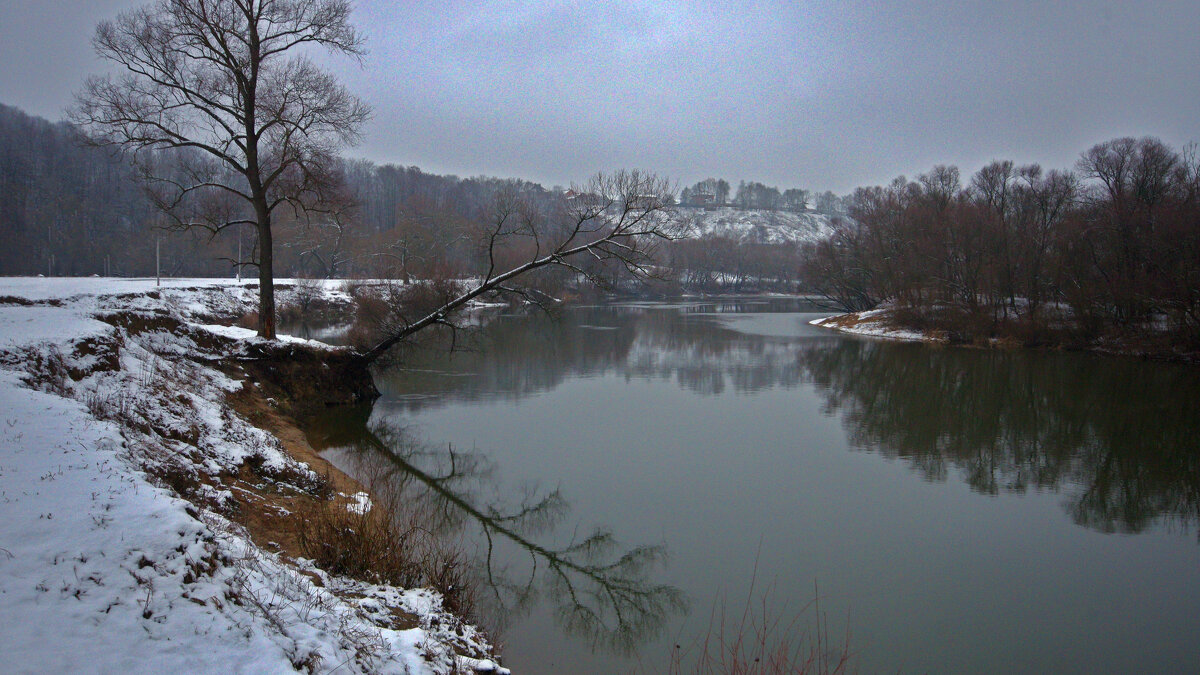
[371,303,819,404]
[306,410,688,653]
[327,299,1200,673]
[373,301,1200,540]
[278,319,353,343]
[798,339,1200,537]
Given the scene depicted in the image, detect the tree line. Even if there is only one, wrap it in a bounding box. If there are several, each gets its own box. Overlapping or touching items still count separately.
[1,98,811,296]
[9,88,1199,353]
[800,137,1200,348]
[0,102,167,277]
[0,102,567,281]
[678,176,844,213]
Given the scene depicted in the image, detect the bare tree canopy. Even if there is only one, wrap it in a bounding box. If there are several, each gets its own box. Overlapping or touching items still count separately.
[800,136,1200,353]
[355,170,684,364]
[72,0,369,339]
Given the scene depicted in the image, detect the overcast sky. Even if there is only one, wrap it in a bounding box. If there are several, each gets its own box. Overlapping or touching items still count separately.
[2,0,1198,193]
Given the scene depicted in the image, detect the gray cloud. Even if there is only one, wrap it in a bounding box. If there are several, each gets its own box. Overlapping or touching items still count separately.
[3,0,1197,193]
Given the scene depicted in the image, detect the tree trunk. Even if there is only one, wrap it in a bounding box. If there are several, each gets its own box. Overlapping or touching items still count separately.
[257,216,276,339]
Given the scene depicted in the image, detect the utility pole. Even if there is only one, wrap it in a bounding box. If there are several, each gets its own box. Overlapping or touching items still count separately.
[237,233,242,283]
[156,237,161,287]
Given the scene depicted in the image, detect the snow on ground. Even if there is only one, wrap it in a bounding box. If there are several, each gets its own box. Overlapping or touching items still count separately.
[0,277,507,674]
[0,369,307,673]
[0,304,111,350]
[809,307,932,342]
[0,276,354,303]
[679,206,833,245]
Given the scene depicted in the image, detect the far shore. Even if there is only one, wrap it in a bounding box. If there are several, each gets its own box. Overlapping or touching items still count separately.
[811,305,1200,365]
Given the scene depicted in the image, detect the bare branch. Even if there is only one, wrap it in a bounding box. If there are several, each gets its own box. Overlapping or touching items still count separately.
[356,171,685,364]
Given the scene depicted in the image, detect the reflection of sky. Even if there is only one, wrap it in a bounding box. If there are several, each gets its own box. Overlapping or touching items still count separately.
[373,306,839,412]
[624,332,809,396]
[705,311,828,338]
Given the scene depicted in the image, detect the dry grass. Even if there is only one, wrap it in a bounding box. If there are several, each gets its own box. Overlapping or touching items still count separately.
[235,310,259,329]
[296,480,479,622]
[296,501,425,587]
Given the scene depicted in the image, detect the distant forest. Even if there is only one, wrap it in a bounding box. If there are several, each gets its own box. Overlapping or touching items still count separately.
[676,176,845,213]
[0,102,560,279]
[0,103,828,287]
[801,137,1200,349]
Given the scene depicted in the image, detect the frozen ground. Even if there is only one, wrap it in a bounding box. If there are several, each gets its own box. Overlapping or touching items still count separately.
[0,277,507,674]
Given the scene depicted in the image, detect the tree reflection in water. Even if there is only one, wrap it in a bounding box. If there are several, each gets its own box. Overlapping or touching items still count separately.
[308,411,687,654]
[371,301,815,405]
[798,339,1200,537]
[308,300,1200,674]
[370,300,1200,541]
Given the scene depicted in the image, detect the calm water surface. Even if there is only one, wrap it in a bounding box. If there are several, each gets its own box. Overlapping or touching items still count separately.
[310,299,1200,674]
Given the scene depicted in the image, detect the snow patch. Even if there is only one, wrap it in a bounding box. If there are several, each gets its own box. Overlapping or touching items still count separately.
[809,309,931,342]
[346,491,373,515]
[680,206,833,245]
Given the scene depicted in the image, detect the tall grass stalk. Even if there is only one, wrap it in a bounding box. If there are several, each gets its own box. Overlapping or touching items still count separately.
[669,555,853,675]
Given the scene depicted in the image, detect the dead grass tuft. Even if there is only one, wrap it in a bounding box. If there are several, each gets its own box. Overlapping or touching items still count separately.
[143,459,206,502]
[296,495,478,620]
[21,346,72,395]
[297,502,423,587]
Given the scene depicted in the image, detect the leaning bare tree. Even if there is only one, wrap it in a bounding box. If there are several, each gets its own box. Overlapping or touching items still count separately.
[72,0,369,339]
[354,170,685,365]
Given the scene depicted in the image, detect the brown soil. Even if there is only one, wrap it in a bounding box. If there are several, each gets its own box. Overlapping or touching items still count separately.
[219,381,420,630]
[224,384,363,551]
[236,342,379,416]
[819,312,871,329]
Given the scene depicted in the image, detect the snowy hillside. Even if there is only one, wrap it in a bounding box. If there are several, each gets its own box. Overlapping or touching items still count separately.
[678,206,834,245]
[0,278,507,675]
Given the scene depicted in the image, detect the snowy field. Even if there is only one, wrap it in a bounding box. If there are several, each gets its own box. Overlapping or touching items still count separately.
[0,277,506,674]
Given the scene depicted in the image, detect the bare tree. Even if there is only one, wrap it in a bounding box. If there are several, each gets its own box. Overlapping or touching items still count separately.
[715,178,731,206]
[782,187,809,211]
[72,0,369,338]
[354,170,683,365]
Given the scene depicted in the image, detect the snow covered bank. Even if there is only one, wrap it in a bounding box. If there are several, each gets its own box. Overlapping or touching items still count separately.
[809,307,937,342]
[0,278,507,674]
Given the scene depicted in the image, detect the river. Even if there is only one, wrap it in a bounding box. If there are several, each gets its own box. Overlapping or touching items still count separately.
[306,298,1200,674]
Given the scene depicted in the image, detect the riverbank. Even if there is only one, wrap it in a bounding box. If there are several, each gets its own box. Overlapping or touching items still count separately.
[808,307,936,342]
[811,305,1200,363]
[0,278,507,674]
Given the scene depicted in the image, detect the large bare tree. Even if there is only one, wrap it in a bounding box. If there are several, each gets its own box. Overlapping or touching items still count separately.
[72,0,369,338]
